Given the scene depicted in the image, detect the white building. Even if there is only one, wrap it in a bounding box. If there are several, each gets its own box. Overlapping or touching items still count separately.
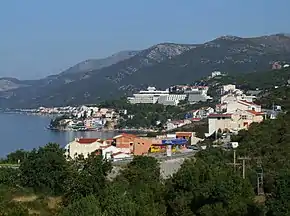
[226,100,261,113]
[211,71,222,77]
[128,87,169,104]
[101,145,122,159]
[222,84,236,94]
[128,86,186,105]
[65,138,107,159]
[205,109,264,137]
[111,152,132,161]
[157,94,187,106]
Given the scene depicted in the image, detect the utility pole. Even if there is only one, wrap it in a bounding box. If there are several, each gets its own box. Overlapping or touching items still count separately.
[256,157,264,195]
[238,157,251,179]
[227,150,241,172]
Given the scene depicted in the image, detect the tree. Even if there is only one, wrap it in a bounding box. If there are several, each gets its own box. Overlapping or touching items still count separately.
[19,143,69,195]
[266,171,290,216]
[165,157,257,216]
[112,156,166,216]
[63,154,112,205]
[5,149,29,164]
[0,168,20,186]
[58,195,103,216]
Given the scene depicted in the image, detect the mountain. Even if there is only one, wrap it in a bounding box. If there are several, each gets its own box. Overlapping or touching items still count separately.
[60,50,139,75]
[1,34,290,108]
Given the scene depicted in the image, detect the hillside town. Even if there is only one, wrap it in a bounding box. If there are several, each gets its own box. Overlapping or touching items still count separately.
[61,72,283,161]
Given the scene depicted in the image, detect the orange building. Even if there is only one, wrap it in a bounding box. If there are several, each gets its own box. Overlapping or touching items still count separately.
[112,133,154,155]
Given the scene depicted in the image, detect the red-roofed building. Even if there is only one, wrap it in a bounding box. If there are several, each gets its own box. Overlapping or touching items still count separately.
[112,133,153,155]
[205,109,264,137]
[226,100,261,113]
[65,137,108,159]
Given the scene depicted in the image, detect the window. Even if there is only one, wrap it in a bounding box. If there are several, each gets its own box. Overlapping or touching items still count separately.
[241,115,247,120]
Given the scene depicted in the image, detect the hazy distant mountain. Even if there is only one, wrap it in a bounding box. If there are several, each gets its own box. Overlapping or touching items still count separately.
[60,50,139,75]
[1,33,290,108]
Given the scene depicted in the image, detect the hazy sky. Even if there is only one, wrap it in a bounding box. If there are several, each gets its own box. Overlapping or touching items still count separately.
[0,0,289,79]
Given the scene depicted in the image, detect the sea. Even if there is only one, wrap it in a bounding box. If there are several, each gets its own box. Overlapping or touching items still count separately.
[0,113,118,157]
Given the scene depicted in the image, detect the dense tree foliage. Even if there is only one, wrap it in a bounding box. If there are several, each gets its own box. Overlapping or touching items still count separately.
[19,143,69,195]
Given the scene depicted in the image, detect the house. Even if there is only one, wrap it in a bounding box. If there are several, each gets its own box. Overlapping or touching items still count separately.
[187,107,214,119]
[112,133,158,156]
[205,110,264,137]
[133,137,153,155]
[226,100,261,113]
[211,71,221,77]
[215,103,227,113]
[222,84,236,93]
[112,133,137,153]
[101,145,121,159]
[65,138,107,159]
[230,109,264,130]
[205,114,233,137]
[221,93,238,104]
[221,93,256,105]
[166,120,186,131]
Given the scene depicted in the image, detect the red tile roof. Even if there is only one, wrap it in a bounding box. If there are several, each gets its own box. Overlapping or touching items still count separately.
[176,132,193,137]
[246,110,264,116]
[100,145,112,149]
[121,133,137,138]
[208,113,232,118]
[76,138,99,144]
[191,118,201,121]
[112,152,129,157]
[238,100,258,106]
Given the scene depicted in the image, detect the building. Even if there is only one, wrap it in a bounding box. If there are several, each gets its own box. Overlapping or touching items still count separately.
[230,109,264,130]
[226,100,261,113]
[205,109,264,137]
[65,138,107,159]
[127,87,169,104]
[175,132,203,145]
[221,93,256,104]
[112,133,153,155]
[101,145,121,159]
[272,62,282,70]
[205,114,233,137]
[222,84,236,93]
[211,71,222,77]
[113,133,136,153]
[157,94,187,106]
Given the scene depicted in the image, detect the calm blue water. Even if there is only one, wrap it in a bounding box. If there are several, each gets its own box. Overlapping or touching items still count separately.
[0,113,118,157]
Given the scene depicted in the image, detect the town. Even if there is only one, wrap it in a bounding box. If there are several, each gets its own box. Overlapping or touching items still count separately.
[55,71,283,162]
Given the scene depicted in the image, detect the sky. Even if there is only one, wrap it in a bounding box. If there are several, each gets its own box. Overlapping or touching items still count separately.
[0,0,289,79]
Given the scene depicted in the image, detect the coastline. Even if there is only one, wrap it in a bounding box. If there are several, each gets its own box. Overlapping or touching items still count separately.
[47,127,157,133]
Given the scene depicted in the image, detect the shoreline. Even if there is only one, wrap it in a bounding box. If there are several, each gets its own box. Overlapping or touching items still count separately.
[47,127,157,133]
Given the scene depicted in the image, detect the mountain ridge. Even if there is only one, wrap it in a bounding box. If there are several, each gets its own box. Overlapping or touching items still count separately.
[1,33,290,108]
